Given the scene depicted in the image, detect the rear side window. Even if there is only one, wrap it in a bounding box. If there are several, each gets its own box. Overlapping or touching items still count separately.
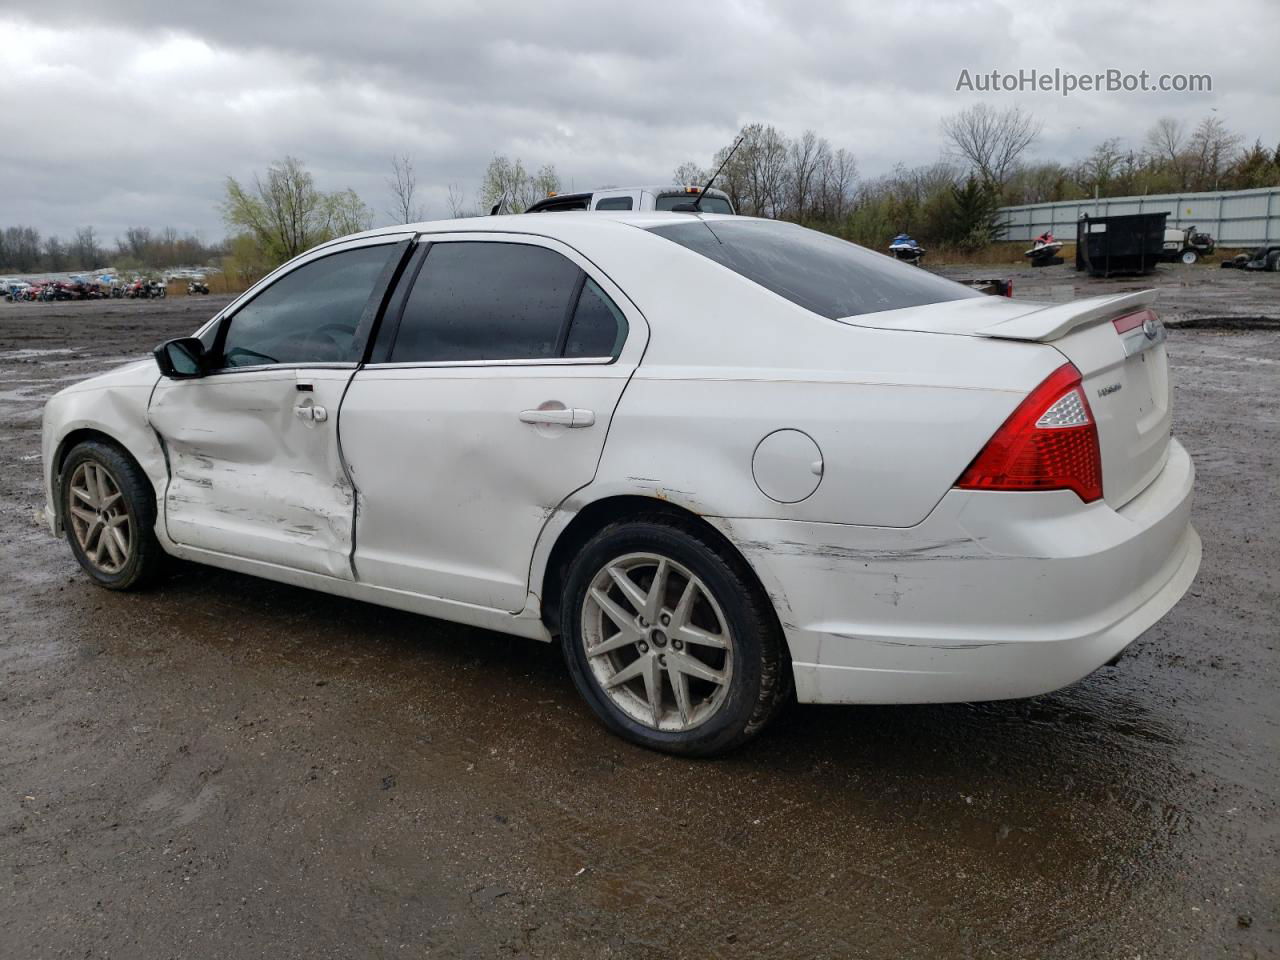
[565,279,626,358]
[219,244,394,366]
[388,242,625,362]
[594,196,634,211]
[647,219,981,319]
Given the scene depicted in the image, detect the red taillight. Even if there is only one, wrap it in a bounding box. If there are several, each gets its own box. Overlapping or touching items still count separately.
[956,362,1103,502]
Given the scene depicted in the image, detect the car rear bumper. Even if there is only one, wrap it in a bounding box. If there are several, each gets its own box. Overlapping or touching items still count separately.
[720,437,1199,704]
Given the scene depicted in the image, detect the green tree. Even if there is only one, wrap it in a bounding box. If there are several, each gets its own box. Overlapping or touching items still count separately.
[940,176,1002,251]
[222,156,371,268]
[480,156,561,213]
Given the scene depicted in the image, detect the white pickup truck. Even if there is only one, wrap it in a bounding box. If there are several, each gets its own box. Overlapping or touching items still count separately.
[524,184,735,214]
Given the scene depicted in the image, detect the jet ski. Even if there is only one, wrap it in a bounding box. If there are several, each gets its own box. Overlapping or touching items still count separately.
[888,233,925,265]
[1024,231,1064,266]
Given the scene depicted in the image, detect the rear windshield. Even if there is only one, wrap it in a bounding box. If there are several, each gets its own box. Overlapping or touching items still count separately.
[647,219,981,319]
[654,193,734,215]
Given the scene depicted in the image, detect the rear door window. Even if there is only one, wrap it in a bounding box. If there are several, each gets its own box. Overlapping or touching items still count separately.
[386,241,626,363]
[564,279,626,358]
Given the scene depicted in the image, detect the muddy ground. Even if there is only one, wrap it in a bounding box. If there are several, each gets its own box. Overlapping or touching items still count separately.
[1,267,1277,959]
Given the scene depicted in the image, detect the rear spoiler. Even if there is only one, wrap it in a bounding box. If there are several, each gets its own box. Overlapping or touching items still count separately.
[975,289,1157,342]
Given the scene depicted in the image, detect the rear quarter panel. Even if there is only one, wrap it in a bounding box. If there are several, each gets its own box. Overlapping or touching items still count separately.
[566,227,1065,526]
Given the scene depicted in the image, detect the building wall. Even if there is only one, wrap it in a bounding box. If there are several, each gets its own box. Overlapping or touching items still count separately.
[999,187,1280,247]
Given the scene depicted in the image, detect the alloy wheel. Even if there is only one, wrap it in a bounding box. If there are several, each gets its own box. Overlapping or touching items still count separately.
[581,552,734,732]
[67,460,132,575]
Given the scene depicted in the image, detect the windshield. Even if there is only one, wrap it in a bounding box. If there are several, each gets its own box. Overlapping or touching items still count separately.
[647,219,981,319]
[654,193,734,215]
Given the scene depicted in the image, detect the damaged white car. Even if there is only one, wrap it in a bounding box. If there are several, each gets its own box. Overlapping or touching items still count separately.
[41,214,1200,755]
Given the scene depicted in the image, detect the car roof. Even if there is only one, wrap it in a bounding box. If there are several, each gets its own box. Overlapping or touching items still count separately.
[331,211,743,248]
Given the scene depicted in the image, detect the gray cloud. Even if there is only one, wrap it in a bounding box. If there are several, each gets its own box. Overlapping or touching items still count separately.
[0,0,1273,243]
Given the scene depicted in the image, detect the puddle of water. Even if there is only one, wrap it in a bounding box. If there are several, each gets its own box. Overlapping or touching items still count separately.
[0,348,80,360]
[0,387,43,402]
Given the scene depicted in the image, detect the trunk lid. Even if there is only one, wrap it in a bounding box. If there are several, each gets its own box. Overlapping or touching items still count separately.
[841,290,1171,508]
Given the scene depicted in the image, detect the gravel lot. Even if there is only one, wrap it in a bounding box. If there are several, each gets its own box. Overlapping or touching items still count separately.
[1,266,1277,959]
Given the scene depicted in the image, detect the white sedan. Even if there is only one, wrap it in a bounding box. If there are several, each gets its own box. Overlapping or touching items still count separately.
[41,213,1200,755]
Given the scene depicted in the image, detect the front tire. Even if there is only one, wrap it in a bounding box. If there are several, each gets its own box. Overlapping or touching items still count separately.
[1181,250,1198,265]
[561,516,790,756]
[60,441,164,590]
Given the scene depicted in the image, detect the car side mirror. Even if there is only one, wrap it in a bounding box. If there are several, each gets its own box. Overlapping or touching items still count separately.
[154,337,208,379]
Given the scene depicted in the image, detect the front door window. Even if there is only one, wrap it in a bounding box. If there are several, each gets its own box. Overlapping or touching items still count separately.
[219,245,395,367]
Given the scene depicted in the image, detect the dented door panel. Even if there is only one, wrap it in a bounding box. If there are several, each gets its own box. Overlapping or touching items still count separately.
[340,365,634,609]
[149,367,357,579]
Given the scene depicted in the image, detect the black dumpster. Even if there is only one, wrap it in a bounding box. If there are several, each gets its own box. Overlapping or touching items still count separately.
[1075,212,1167,277]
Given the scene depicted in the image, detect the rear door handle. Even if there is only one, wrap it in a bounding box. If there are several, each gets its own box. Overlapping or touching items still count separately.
[519,408,595,427]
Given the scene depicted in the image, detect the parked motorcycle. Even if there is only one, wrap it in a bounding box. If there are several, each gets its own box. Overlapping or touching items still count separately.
[888,233,925,266]
[187,277,210,295]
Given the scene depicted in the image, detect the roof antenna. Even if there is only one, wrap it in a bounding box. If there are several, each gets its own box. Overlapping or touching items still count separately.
[689,134,745,212]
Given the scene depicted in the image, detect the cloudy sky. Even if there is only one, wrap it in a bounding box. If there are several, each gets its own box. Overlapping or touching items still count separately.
[1,0,1275,243]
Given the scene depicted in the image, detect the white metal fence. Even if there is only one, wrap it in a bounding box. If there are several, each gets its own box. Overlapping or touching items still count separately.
[999,187,1280,247]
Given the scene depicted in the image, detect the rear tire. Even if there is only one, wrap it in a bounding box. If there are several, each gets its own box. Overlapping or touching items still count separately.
[60,441,165,590]
[561,515,790,756]
[1180,250,1198,265]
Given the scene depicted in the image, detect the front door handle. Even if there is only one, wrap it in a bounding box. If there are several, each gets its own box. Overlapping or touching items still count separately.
[519,407,595,428]
[294,404,328,423]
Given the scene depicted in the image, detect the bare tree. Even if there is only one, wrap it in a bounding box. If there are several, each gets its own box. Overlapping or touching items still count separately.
[1,226,42,271]
[1145,117,1187,187]
[739,123,790,217]
[1185,116,1242,190]
[43,235,67,271]
[121,226,153,260]
[1005,161,1071,204]
[1075,138,1126,195]
[707,140,751,213]
[672,160,708,185]
[816,146,856,221]
[941,103,1042,186]
[70,226,100,269]
[446,183,469,218]
[387,154,425,224]
[786,130,825,220]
